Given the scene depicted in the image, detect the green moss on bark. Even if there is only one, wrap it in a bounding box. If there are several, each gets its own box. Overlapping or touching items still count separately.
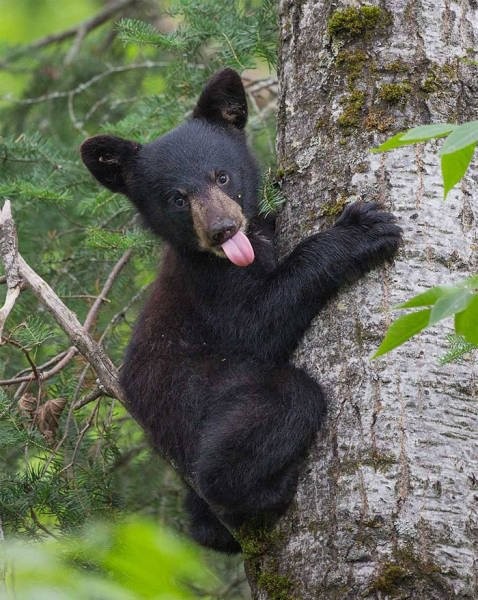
[378,82,412,104]
[336,49,368,86]
[328,6,390,39]
[257,572,295,600]
[337,89,366,129]
[321,195,347,218]
[369,547,453,596]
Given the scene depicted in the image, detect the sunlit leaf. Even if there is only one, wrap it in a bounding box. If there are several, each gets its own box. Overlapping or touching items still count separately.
[373,309,431,358]
[440,120,478,155]
[441,143,476,198]
[400,123,456,141]
[429,288,474,325]
[371,132,410,153]
[372,123,456,153]
[398,286,452,308]
[455,295,478,345]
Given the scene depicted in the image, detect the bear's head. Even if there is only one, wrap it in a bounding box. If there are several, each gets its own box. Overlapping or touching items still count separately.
[80,69,260,267]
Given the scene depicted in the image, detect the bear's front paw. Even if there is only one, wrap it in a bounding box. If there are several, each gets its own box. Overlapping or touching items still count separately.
[335,201,402,263]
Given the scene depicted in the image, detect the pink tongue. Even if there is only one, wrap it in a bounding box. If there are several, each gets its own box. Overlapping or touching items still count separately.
[221,231,255,267]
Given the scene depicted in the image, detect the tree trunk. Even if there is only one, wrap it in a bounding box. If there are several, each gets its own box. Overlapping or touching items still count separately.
[246,1,478,598]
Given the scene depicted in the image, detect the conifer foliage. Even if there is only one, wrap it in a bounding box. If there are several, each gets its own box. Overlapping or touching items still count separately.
[0,1,278,596]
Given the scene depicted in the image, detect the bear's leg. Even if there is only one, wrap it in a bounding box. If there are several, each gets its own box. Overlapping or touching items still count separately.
[196,365,326,518]
[184,488,242,553]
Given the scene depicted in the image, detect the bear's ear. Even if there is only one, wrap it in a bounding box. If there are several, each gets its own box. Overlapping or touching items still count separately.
[193,68,248,130]
[80,135,141,194]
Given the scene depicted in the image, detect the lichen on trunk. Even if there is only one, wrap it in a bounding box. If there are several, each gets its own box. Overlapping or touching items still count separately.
[246,1,478,598]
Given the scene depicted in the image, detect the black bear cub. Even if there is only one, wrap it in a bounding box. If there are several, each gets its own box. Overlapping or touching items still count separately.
[81,69,401,553]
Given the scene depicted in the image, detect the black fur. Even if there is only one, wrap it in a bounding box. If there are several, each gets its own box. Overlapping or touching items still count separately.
[81,68,401,554]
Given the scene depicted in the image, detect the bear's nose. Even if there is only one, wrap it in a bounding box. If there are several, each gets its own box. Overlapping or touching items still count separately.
[209,219,239,245]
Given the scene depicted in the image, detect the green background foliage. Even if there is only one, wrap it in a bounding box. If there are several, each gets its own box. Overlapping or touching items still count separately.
[0,1,277,597]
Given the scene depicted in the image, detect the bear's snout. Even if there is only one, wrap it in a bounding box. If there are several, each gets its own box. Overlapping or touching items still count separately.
[208,219,239,246]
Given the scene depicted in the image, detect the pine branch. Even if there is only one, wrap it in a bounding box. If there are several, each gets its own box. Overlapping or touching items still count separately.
[440,334,478,364]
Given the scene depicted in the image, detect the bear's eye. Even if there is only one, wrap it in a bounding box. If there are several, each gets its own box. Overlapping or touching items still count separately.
[173,195,189,209]
[216,172,229,186]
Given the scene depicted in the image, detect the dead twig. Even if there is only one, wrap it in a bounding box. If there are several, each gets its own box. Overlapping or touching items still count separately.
[0,201,22,341]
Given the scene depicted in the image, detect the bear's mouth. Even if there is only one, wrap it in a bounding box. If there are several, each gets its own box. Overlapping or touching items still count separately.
[189,189,255,267]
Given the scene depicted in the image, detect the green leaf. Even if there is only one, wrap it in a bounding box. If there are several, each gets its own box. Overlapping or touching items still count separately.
[373,309,431,358]
[463,275,478,289]
[440,120,478,155]
[400,123,456,141]
[372,123,456,153]
[455,295,478,345]
[371,132,409,153]
[398,286,451,308]
[429,288,474,325]
[441,143,476,197]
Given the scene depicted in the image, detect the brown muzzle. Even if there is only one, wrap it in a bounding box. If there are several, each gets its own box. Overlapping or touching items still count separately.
[190,187,245,250]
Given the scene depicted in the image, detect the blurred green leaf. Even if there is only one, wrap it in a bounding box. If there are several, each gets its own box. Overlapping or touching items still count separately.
[373,309,431,358]
[371,123,456,153]
[429,288,474,325]
[441,143,476,198]
[2,518,212,600]
[398,286,451,308]
[440,120,478,155]
[400,123,456,141]
[455,295,478,345]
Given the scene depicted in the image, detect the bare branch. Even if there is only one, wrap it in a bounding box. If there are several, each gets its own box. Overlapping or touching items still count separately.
[74,386,105,411]
[84,249,132,331]
[30,508,59,539]
[3,62,169,106]
[0,0,140,67]
[0,201,124,401]
[3,336,40,383]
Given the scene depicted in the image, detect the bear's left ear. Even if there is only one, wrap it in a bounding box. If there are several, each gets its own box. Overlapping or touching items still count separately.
[80,135,141,195]
[193,68,248,130]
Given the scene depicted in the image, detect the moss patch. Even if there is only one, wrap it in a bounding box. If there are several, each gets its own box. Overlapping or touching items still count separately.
[336,49,368,88]
[378,82,412,104]
[369,547,452,596]
[276,161,298,180]
[364,108,394,132]
[328,6,390,39]
[421,62,458,94]
[337,89,366,129]
[384,58,409,73]
[257,572,294,600]
[370,564,412,594]
[339,450,397,475]
[238,524,284,558]
[321,195,347,219]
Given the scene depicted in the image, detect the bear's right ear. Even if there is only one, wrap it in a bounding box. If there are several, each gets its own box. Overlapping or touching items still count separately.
[80,135,141,194]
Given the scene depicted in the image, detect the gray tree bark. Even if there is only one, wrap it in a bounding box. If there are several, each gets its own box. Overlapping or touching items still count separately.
[246,1,478,598]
